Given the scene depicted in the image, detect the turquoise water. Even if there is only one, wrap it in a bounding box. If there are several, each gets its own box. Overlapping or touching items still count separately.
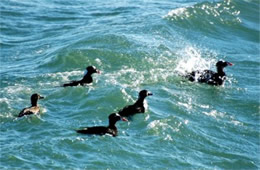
[0,0,259,169]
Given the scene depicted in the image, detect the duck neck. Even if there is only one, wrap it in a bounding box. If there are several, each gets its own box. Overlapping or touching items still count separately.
[31,100,38,107]
[217,67,225,76]
[85,72,92,78]
[135,97,145,106]
[108,121,117,129]
[82,72,93,83]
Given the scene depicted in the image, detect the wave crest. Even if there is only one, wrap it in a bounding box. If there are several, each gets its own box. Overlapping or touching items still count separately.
[164,0,241,28]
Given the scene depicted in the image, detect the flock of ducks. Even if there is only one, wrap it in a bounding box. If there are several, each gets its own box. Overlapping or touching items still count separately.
[17,60,233,137]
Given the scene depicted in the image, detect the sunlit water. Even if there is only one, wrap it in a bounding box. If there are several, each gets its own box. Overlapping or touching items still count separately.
[1,0,259,169]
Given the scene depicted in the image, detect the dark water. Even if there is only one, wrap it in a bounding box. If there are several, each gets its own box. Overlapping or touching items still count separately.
[1,0,259,169]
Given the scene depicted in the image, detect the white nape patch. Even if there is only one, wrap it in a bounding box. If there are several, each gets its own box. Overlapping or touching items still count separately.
[143,100,148,112]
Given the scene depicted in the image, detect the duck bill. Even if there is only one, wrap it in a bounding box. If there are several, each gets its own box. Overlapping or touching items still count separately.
[148,93,153,96]
[96,69,101,74]
[39,96,44,99]
[121,117,128,122]
[227,62,233,66]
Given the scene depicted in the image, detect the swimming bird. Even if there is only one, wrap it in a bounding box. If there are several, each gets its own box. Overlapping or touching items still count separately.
[18,93,44,117]
[62,66,101,87]
[76,113,128,137]
[118,90,153,117]
[185,60,233,86]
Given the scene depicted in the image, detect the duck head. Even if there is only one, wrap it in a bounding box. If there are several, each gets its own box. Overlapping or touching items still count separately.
[31,93,44,106]
[216,60,233,74]
[109,113,128,125]
[86,66,101,75]
[139,90,153,99]
[216,60,233,68]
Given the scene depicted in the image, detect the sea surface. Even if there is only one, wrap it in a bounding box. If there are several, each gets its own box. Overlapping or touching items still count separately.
[0,0,259,169]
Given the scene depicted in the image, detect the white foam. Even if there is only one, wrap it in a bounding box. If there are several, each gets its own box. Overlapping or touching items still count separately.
[231,120,242,126]
[200,104,210,109]
[104,67,144,88]
[41,107,47,113]
[174,46,216,76]
[178,102,192,110]
[147,120,166,129]
[184,120,189,125]
[144,113,150,121]
[164,134,173,141]
[202,110,224,119]
[0,85,33,111]
[2,85,32,95]
[120,88,134,103]
[147,119,175,131]
[76,137,85,141]
[0,112,14,118]
[45,70,82,82]
[163,7,187,18]
[95,58,102,66]
[0,98,10,106]
[164,0,241,25]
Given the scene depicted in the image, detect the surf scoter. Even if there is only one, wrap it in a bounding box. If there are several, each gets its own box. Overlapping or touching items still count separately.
[185,60,233,86]
[18,93,44,117]
[76,113,128,137]
[62,66,101,87]
[118,90,153,117]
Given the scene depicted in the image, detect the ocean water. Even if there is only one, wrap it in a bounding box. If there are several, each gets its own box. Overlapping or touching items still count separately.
[0,0,259,169]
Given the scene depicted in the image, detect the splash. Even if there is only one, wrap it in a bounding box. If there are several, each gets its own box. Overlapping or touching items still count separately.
[174,46,216,76]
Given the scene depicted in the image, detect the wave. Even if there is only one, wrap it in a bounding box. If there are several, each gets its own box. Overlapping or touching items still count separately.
[163,0,260,41]
[164,0,241,26]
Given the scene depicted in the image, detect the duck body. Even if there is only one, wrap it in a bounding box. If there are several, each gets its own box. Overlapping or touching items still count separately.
[186,70,225,86]
[18,93,44,117]
[185,61,233,86]
[76,113,127,137]
[118,90,152,117]
[76,125,118,137]
[63,66,100,87]
[18,106,40,117]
